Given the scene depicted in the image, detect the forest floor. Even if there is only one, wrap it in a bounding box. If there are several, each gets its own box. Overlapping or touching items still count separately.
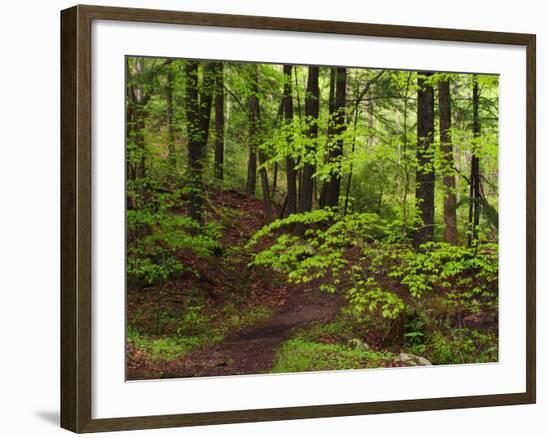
[154,283,344,378]
[127,189,349,380]
[127,187,498,380]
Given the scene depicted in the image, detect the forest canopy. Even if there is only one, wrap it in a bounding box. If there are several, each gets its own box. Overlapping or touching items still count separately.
[126,57,499,379]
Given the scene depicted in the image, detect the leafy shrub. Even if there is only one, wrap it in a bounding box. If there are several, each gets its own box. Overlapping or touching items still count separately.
[249,210,406,321]
[426,328,498,364]
[249,210,498,327]
[127,178,221,286]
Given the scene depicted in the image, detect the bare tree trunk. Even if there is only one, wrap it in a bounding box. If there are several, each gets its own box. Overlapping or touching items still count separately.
[439,78,458,245]
[199,63,215,160]
[413,72,435,250]
[249,66,272,222]
[283,65,297,215]
[271,162,278,199]
[213,63,225,182]
[166,60,176,170]
[343,103,360,215]
[319,67,336,208]
[324,67,347,208]
[246,65,258,195]
[184,61,204,224]
[133,58,147,179]
[299,66,319,213]
[184,61,215,224]
[468,76,482,247]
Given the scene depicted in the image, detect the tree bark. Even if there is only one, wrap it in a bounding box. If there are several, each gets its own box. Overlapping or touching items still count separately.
[213,63,225,182]
[184,61,204,224]
[249,66,272,222]
[127,58,147,179]
[283,65,297,215]
[413,72,435,250]
[166,60,176,170]
[184,61,215,224]
[468,76,482,247]
[299,66,319,213]
[439,78,458,245]
[324,67,347,208]
[319,68,336,207]
[199,62,216,160]
[246,65,258,195]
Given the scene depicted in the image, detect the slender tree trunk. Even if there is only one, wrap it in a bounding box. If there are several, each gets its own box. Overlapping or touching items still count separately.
[134,58,147,179]
[246,65,258,195]
[283,65,297,215]
[271,162,278,198]
[126,57,136,181]
[468,76,482,247]
[213,63,225,182]
[413,72,435,250]
[199,62,216,160]
[246,147,257,194]
[184,61,204,224]
[258,151,273,222]
[299,66,319,213]
[249,66,272,221]
[439,78,458,245]
[324,67,347,208]
[166,60,176,170]
[319,68,336,207]
[343,103,360,215]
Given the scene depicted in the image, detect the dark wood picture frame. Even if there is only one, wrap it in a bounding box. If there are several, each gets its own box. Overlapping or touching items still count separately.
[61,4,536,433]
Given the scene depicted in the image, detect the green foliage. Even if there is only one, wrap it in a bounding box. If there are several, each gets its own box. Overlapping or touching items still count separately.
[126,57,501,375]
[128,327,220,361]
[425,328,498,364]
[390,241,498,314]
[272,338,392,373]
[128,304,274,362]
[249,210,498,324]
[127,178,221,286]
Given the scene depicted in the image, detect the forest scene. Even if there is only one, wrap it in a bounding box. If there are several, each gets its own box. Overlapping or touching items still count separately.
[126,56,499,380]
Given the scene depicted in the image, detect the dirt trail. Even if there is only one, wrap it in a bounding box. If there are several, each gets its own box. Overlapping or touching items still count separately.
[159,286,343,378]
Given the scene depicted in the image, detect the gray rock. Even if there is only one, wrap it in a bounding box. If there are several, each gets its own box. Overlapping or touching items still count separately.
[347,338,370,351]
[397,353,432,366]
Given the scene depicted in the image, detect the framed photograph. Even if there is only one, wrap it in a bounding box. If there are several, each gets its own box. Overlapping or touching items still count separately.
[60,4,536,433]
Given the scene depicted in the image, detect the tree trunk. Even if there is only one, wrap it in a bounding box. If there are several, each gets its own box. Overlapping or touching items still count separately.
[184,61,215,224]
[324,67,347,208]
[439,78,458,245]
[184,61,204,224]
[166,60,176,170]
[131,58,147,179]
[343,103,360,215]
[299,66,319,213]
[199,62,216,160]
[249,66,272,222]
[246,65,258,195]
[283,65,297,215]
[319,68,336,207]
[468,76,482,247]
[271,162,278,199]
[413,72,435,250]
[126,57,136,181]
[213,63,225,182]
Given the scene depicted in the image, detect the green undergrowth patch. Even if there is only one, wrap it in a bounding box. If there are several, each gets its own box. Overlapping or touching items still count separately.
[272,338,392,373]
[128,304,274,362]
[128,327,222,361]
[412,328,498,365]
[272,317,393,373]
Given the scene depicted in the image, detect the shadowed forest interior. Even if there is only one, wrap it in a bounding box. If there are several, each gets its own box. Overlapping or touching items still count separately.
[126,56,499,379]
